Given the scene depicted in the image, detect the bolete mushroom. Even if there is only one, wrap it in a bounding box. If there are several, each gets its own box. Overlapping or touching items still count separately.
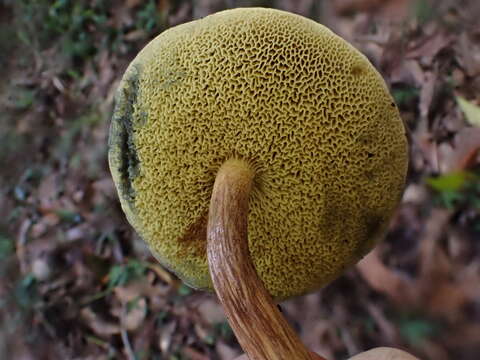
[109,8,409,360]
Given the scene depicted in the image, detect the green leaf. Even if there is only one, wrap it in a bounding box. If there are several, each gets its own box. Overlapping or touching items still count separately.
[55,209,83,224]
[214,321,234,340]
[413,0,434,23]
[393,87,419,106]
[203,333,216,345]
[12,88,36,109]
[15,274,38,308]
[426,171,470,192]
[0,236,14,260]
[156,311,169,325]
[177,284,192,296]
[126,296,142,312]
[438,191,463,209]
[456,95,480,127]
[107,260,147,289]
[399,318,439,345]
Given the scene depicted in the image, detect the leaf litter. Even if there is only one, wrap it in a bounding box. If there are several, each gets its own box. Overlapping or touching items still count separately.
[1,0,480,359]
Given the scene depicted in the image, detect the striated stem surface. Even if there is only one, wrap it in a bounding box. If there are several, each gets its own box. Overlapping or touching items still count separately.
[207,159,315,360]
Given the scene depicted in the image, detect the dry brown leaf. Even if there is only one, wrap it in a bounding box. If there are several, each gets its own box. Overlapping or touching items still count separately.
[456,32,480,77]
[17,218,32,273]
[65,223,92,242]
[276,0,314,16]
[121,298,147,331]
[126,0,143,8]
[334,0,384,14]
[92,177,116,198]
[412,131,439,172]
[356,249,417,305]
[159,321,176,354]
[457,95,480,127]
[444,323,480,348]
[402,183,429,204]
[81,307,121,336]
[31,255,53,281]
[216,340,242,360]
[168,1,191,27]
[196,297,226,325]
[417,339,449,360]
[418,208,452,278]
[407,32,453,64]
[444,127,480,171]
[419,70,436,120]
[447,228,472,261]
[114,277,170,305]
[425,281,467,320]
[334,0,410,19]
[183,346,210,360]
[366,303,400,344]
[437,142,455,174]
[390,59,424,85]
[147,263,175,285]
[37,174,60,212]
[124,29,148,42]
[193,322,210,343]
[30,215,54,239]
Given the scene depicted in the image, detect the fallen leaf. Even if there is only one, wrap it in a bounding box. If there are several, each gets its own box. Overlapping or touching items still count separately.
[183,346,210,360]
[81,307,121,336]
[444,323,480,348]
[456,95,480,127]
[216,340,242,360]
[31,256,53,281]
[418,208,452,279]
[276,0,314,16]
[366,303,400,344]
[146,263,175,285]
[194,322,211,343]
[407,32,453,64]
[402,183,429,204]
[436,127,480,171]
[126,0,143,8]
[159,321,176,354]
[456,32,480,77]
[122,297,147,331]
[419,71,436,120]
[426,171,471,192]
[196,297,226,325]
[356,249,417,305]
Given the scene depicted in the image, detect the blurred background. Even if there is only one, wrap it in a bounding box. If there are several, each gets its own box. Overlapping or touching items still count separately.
[1,0,480,359]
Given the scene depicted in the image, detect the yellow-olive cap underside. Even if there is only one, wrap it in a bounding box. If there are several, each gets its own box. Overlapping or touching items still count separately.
[108,8,408,300]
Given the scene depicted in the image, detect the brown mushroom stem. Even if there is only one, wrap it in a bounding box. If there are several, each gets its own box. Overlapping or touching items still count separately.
[207,159,314,360]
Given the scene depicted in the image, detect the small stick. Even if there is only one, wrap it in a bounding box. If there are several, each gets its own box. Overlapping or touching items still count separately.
[207,159,316,360]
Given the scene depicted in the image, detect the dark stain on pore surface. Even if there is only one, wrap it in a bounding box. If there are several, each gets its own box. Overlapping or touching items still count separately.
[177,212,208,259]
[109,64,143,207]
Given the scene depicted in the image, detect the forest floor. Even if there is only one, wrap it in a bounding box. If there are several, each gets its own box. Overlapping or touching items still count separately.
[1,0,480,359]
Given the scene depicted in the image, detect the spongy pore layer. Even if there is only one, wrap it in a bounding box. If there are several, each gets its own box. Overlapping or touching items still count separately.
[108,7,408,300]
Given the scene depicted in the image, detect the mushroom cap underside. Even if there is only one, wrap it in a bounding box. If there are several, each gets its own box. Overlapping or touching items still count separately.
[108,7,408,300]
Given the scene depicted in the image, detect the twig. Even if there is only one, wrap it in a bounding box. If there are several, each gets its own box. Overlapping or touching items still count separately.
[121,327,137,360]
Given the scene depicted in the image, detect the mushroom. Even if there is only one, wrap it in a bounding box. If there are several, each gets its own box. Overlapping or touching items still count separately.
[109,8,409,360]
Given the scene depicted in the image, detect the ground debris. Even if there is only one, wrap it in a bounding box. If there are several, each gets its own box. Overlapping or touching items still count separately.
[1,0,480,359]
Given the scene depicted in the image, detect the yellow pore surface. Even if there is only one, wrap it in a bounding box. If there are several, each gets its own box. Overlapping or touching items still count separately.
[108,8,408,300]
